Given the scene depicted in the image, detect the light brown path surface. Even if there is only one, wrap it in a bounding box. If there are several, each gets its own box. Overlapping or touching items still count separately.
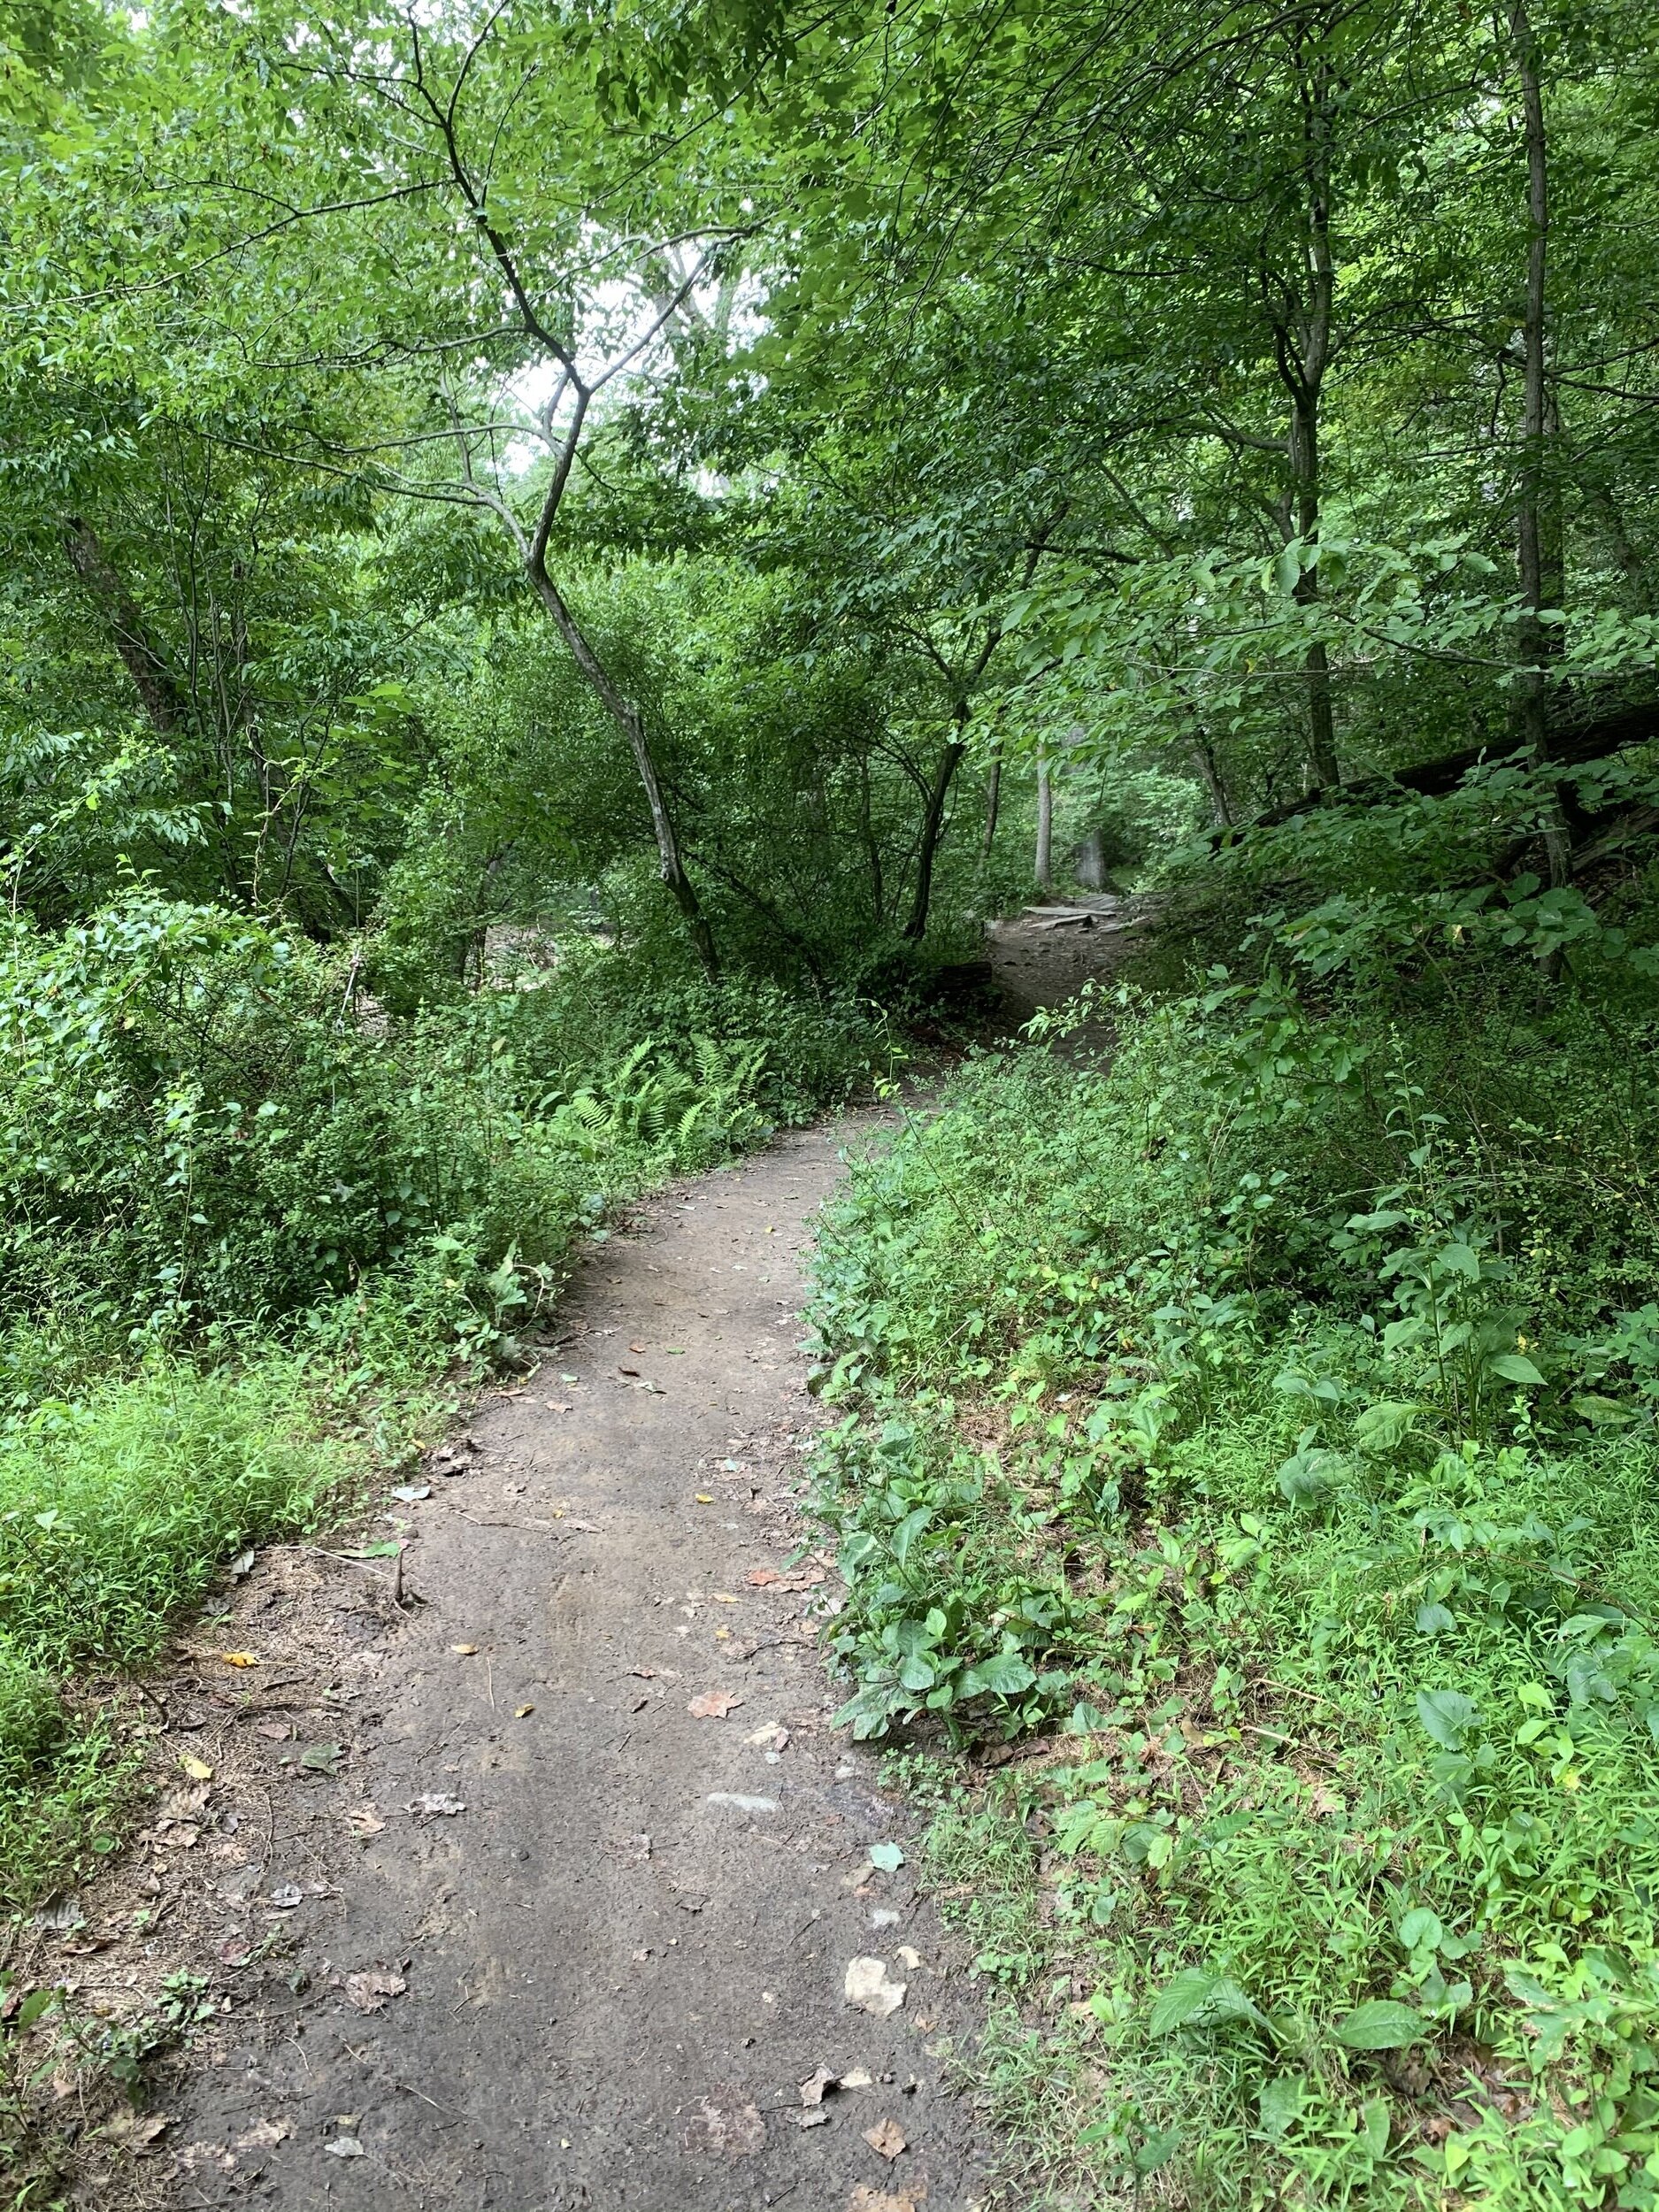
[164,1123,987,2209]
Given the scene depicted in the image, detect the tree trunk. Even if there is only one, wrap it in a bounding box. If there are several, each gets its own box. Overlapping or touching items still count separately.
[857,752,885,923]
[902,724,966,941]
[981,743,1002,857]
[62,518,189,738]
[1034,753,1054,889]
[1192,727,1233,827]
[525,559,719,978]
[1279,43,1340,791]
[1510,0,1572,890]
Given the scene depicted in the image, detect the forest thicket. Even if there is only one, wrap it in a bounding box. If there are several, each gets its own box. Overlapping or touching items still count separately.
[3,3,1659,2205]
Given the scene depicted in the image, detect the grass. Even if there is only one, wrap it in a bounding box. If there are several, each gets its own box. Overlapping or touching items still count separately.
[810,985,1659,2210]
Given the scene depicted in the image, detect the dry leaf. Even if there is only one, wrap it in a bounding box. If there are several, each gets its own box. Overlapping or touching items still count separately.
[178,1753,214,1782]
[680,2085,766,2160]
[896,1946,923,1970]
[407,1793,466,1818]
[105,2110,172,2149]
[348,1804,386,1838]
[220,1651,259,1668]
[840,2068,874,2089]
[618,1365,641,1378]
[849,2188,925,2212]
[711,1592,738,1605]
[324,2138,365,2159]
[514,1703,535,1718]
[687,1689,742,1719]
[864,2118,908,2161]
[234,2118,292,2150]
[628,1341,648,1354]
[844,1957,907,2017]
[801,2066,838,2108]
[695,1493,714,1504]
[450,1643,480,1656]
[343,1970,407,2014]
[797,2108,831,2129]
[256,1721,292,1741]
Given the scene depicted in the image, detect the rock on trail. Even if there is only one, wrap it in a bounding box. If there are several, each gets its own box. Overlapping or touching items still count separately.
[171,1120,987,2210]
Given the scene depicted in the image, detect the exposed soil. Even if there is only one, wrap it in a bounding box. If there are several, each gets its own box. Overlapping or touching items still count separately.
[21,1125,986,2212]
[981,894,1159,1023]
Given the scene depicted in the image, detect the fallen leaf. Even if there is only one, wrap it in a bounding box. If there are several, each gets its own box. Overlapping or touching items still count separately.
[746,1565,825,1591]
[348,1804,386,1839]
[687,1690,742,1719]
[390,1484,432,1502]
[801,2066,838,2108]
[695,1493,714,1504]
[840,2068,874,2089]
[628,1341,648,1354]
[407,1793,466,1818]
[267,1884,303,1909]
[680,2085,766,2160]
[896,1946,923,1971]
[796,2108,831,2128]
[618,1364,641,1377]
[630,1666,658,1679]
[324,2138,365,2159]
[450,1643,480,1656]
[710,1592,738,1605]
[256,1721,292,1741]
[226,1550,257,1579]
[844,1957,907,2017]
[849,2188,925,2212]
[344,1970,407,2013]
[220,1651,259,1668]
[299,1742,344,1775]
[234,2118,292,2150]
[218,1938,255,1968]
[868,1841,905,1873]
[745,1723,789,1750]
[178,1754,214,1782]
[514,1703,535,1718]
[864,2118,908,2162]
[547,1402,572,1414]
[105,2110,173,2148]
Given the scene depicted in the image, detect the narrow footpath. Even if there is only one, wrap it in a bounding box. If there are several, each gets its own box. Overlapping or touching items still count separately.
[165,1121,987,2209]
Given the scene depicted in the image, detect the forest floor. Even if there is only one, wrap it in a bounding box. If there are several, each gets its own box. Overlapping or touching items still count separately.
[16,907,1145,2212]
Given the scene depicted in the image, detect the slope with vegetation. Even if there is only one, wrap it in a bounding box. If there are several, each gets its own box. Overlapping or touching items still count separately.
[0,0,1656,2205]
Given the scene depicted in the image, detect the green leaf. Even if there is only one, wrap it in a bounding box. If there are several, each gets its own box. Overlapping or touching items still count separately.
[959,1651,1037,1698]
[1414,1688,1477,1748]
[1414,1602,1455,1634]
[1487,1353,1544,1386]
[1354,1400,1421,1454]
[300,1742,344,1774]
[1149,1967,1260,2036]
[1335,2000,1424,2050]
[1398,1908,1444,1952]
[1257,2073,1306,2141]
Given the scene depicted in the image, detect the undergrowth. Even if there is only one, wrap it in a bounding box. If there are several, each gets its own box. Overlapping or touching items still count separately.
[810,920,1659,2208]
[0,895,892,1922]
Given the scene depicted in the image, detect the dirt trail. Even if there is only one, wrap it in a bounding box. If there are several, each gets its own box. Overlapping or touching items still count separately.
[164,1123,987,2209]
